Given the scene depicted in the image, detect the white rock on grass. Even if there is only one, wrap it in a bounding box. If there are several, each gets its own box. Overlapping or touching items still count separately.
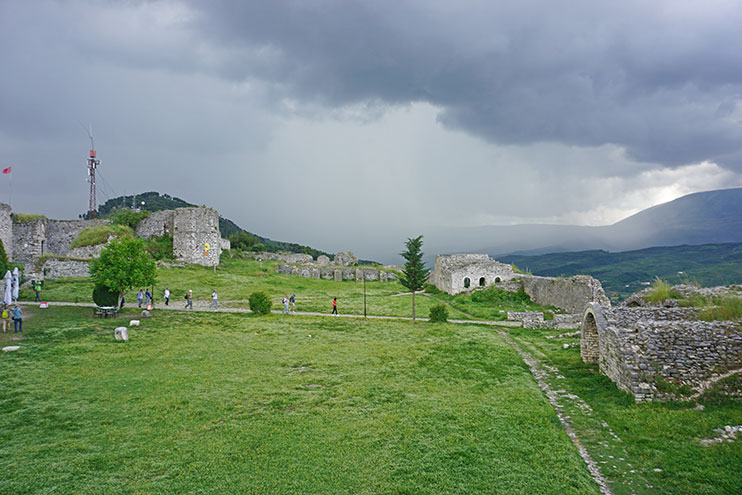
[129,320,140,326]
[141,310,151,318]
[114,327,129,341]
[2,346,20,352]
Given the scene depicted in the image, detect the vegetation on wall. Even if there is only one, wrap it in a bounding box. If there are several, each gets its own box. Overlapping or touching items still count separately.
[0,239,8,276]
[11,213,47,224]
[70,224,134,249]
[111,208,151,230]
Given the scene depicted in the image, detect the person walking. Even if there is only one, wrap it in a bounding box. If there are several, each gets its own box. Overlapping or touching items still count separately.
[163,287,170,306]
[120,293,125,309]
[145,289,152,306]
[210,289,218,310]
[282,296,289,314]
[185,290,193,309]
[331,297,338,315]
[33,281,41,302]
[12,304,22,333]
[137,289,144,308]
[290,294,296,313]
[1,305,9,333]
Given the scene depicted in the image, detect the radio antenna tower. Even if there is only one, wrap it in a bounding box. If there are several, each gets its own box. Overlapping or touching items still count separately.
[86,125,100,219]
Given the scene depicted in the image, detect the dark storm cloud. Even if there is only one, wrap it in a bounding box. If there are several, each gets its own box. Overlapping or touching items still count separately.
[185,0,742,171]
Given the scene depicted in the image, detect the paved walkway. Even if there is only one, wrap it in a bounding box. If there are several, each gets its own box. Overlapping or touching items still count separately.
[18,300,520,327]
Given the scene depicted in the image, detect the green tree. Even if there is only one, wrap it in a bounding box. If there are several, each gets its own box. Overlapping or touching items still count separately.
[0,239,8,276]
[399,235,429,323]
[89,237,157,305]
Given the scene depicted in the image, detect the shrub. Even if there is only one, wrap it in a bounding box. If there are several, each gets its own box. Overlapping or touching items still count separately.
[429,304,449,322]
[424,283,441,295]
[644,278,679,304]
[0,238,8,276]
[249,291,272,315]
[70,224,134,248]
[92,284,118,306]
[471,286,532,305]
[144,233,174,261]
[699,297,742,322]
[112,209,150,230]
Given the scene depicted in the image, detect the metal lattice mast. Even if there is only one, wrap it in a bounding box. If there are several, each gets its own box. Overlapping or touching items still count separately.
[86,129,100,219]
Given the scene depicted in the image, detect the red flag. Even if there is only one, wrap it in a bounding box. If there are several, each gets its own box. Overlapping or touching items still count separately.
[2,167,10,174]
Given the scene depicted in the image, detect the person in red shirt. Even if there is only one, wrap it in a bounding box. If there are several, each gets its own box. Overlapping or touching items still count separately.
[331,297,338,315]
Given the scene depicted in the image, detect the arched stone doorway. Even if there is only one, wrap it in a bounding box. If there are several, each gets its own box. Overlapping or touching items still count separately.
[479,277,485,287]
[581,307,600,364]
[464,277,470,289]
[495,277,501,283]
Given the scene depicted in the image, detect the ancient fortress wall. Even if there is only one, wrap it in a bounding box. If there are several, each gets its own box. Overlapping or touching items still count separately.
[581,303,742,401]
[46,219,108,255]
[0,204,12,260]
[431,254,517,294]
[12,218,47,264]
[42,258,91,279]
[520,275,611,313]
[135,210,175,239]
[172,207,221,267]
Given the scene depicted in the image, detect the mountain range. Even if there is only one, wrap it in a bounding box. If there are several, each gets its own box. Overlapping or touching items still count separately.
[422,187,742,259]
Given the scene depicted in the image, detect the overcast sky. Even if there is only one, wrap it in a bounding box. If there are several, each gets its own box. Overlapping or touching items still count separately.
[2,1,742,262]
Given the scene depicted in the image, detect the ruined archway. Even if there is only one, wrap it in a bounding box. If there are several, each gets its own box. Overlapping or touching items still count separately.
[495,277,501,283]
[464,277,470,289]
[479,277,485,287]
[581,304,602,364]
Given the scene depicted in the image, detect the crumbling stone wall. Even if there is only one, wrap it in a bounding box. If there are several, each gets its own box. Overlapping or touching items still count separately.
[46,219,108,255]
[42,258,91,279]
[172,207,221,267]
[0,204,12,260]
[507,311,581,329]
[135,210,174,239]
[520,275,610,313]
[277,262,396,282]
[581,303,742,401]
[12,218,47,264]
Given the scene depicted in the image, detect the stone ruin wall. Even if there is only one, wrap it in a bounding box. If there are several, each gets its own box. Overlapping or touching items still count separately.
[12,218,47,265]
[277,263,396,283]
[0,204,12,260]
[135,210,175,239]
[172,207,221,267]
[46,219,108,255]
[520,275,611,314]
[431,253,611,314]
[41,258,91,279]
[581,303,742,402]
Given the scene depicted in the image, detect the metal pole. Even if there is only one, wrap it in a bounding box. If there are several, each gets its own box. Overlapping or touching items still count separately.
[363,276,367,318]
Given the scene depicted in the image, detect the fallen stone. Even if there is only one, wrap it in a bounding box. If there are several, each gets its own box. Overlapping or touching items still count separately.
[129,320,140,326]
[114,327,129,341]
[141,310,151,318]
[2,346,20,352]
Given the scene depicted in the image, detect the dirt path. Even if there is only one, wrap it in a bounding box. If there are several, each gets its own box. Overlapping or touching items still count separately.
[17,301,520,327]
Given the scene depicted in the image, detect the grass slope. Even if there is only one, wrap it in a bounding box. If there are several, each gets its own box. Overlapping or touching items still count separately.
[0,308,599,494]
[500,242,742,300]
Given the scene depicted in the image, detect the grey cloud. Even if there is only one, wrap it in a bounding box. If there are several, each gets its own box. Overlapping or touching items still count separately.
[183,0,742,171]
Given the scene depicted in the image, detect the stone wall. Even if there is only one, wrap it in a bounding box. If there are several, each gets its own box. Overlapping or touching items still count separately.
[135,210,174,239]
[520,275,611,314]
[12,218,47,264]
[172,207,221,267]
[507,311,581,329]
[42,258,91,280]
[431,254,517,294]
[277,263,396,282]
[581,303,742,401]
[46,219,108,255]
[0,203,12,260]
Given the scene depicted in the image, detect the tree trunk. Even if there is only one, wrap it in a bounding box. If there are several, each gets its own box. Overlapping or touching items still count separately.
[412,290,416,323]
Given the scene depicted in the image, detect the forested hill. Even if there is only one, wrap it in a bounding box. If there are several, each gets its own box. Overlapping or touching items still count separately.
[499,242,742,300]
[92,192,331,258]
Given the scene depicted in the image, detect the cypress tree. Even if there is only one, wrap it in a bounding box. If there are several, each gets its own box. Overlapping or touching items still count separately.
[399,235,429,323]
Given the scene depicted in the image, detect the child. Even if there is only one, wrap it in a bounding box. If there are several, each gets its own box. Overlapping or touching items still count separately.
[331,297,338,315]
[1,305,9,333]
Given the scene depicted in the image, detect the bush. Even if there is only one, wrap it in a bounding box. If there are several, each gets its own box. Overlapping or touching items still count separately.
[144,233,174,261]
[112,209,150,230]
[644,278,679,304]
[429,304,449,322]
[471,286,532,305]
[92,284,118,306]
[0,238,8,276]
[424,283,441,295]
[699,297,742,322]
[249,291,272,315]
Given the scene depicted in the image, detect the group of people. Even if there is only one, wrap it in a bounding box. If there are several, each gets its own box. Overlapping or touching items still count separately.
[183,289,218,310]
[1,304,23,333]
[281,294,296,313]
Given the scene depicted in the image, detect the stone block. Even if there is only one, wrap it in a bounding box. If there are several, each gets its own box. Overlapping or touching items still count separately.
[114,327,129,341]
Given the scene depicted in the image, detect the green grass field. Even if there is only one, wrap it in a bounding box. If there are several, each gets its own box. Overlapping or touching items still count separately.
[25,257,554,320]
[1,307,599,494]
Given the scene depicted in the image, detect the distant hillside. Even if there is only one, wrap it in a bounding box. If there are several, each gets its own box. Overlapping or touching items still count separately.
[422,187,742,257]
[500,242,742,300]
[91,192,331,258]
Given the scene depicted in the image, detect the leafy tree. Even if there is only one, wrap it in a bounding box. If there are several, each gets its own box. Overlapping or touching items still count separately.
[89,237,157,305]
[92,285,118,307]
[399,235,429,323]
[112,208,150,230]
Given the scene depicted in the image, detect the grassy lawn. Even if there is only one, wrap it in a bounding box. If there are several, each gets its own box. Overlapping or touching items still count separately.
[506,326,742,495]
[23,257,552,320]
[0,307,600,494]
